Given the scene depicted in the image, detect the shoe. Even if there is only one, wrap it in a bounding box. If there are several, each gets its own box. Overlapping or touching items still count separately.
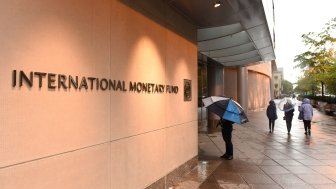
[304,132,307,135]
[226,155,233,160]
[269,131,271,133]
[308,131,311,135]
[220,154,228,158]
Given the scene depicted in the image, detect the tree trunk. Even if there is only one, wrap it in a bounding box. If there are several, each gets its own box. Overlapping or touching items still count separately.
[321,81,325,97]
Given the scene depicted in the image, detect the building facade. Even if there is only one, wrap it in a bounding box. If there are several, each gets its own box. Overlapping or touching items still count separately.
[273,67,284,98]
[0,0,275,188]
[1,1,198,188]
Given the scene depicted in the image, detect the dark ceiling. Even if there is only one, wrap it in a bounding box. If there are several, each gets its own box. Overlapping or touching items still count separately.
[167,0,275,67]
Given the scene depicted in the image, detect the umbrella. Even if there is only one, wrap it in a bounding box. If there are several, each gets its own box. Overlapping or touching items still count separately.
[278,97,296,112]
[202,96,249,124]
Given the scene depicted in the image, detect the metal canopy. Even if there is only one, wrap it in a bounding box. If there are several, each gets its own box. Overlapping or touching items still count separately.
[167,0,275,67]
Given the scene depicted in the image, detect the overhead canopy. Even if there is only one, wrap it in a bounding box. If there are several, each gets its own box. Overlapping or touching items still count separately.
[167,0,276,67]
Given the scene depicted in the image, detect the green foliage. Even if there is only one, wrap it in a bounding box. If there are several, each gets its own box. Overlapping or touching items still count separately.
[318,59,336,94]
[281,80,293,95]
[300,95,336,104]
[294,73,319,95]
[294,17,336,95]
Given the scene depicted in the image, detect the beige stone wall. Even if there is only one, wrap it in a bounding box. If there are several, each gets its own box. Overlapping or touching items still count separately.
[0,1,197,189]
[223,62,272,111]
[224,68,238,100]
[248,62,272,77]
[247,62,272,111]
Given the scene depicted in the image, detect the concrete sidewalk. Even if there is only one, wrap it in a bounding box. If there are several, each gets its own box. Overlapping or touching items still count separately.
[173,100,336,189]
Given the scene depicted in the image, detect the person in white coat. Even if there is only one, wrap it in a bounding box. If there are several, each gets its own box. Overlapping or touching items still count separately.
[299,98,314,135]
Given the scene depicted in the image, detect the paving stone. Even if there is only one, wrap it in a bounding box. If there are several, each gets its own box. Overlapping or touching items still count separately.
[239,173,276,184]
[259,165,290,174]
[296,174,334,184]
[268,174,306,185]
[174,102,336,188]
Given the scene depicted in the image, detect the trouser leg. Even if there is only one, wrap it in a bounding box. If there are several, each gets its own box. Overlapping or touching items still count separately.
[288,116,293,132]
[222,126,233,156]
[222,128,229,155]
[286,118,292,133]
[271,120,275,132]
[225,137,233,156]
[307,120,311,135]
[303,120,311,134]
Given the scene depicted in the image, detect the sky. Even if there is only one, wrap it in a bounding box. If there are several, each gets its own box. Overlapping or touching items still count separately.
[274,0,336,83]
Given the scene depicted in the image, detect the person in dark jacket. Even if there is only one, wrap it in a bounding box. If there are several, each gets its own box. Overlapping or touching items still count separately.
[283,99,294,134]
[266,100,278,133]
[217,118,234,160]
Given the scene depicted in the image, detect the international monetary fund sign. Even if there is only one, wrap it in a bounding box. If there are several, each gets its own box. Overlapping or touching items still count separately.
[12,70,179,94]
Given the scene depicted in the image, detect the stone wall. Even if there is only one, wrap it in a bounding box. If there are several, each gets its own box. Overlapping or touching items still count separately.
[0,1,198,188]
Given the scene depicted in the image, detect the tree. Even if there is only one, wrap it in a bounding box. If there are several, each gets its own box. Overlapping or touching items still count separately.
[294,17,336,96]
[319,61,336,94]
[294,71,319,95]
[282,80,293,95]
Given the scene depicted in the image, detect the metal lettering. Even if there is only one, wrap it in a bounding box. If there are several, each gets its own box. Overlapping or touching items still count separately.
[19,71,33,87]
[58,74,68,89]
[34,72,47,88]
[47,73,56,89]
[12,70,16,87]
[69,75,78,89]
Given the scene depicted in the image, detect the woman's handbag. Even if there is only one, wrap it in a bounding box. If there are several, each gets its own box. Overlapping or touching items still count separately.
[298,111,303,120]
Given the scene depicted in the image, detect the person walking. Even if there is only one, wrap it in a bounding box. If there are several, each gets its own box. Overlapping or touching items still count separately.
[299,98,314,135]
[283,99,294,134]
[266,100,277,133]
[217,118,234,160]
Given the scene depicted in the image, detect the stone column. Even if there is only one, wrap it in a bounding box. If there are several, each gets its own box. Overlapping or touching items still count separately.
[270,75,275,100]
[237,66,248,112]
[207,59,224,133]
